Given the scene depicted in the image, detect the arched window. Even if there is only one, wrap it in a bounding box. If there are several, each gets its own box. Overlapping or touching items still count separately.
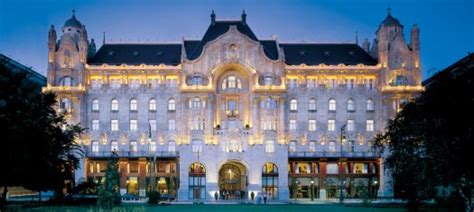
[367,99,374,111]
[347,99,355,111]
[394,75,408,86]
[149,99,156,111]
[92,99,99,111]
[221,75,242,90]
[130,99,138,111]
[111,99,119,112]
[188,163,206,199]
[328,98,336,111]
[262,162,279,199]
[61,76,73,86]
[308,98,316,111]
[265,140,275,153]
[290,99,298,111]
[168,99,176,111]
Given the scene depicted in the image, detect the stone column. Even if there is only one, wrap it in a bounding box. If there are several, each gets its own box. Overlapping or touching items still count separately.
[319,160,327,199]
[119,159,128,195]
[138,158,147,197]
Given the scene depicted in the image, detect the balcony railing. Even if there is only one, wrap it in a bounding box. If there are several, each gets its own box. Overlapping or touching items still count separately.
[288,151,381,158]
[85,150,179,158]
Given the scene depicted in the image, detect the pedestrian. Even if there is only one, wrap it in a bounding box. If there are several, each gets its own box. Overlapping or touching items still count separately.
[214,191,218,201]
[263,193,267,204]
[251,191,255,201]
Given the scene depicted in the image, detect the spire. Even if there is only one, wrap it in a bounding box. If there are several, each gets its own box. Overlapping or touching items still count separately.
[241,10,247,25]
[102,32,106,45]
[211,10,216,26]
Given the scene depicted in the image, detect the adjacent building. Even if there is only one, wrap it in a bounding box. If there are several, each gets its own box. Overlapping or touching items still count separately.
[43,10,423,201]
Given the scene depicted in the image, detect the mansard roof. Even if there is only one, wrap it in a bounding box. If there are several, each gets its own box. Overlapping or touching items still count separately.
[89,43,181,66]
[88,19,378,66]
[280,43,378,66]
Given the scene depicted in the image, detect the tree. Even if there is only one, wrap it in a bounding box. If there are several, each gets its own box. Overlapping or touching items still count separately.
[0,61,83,206]
[375,61,473,211]
[97,153,121,208]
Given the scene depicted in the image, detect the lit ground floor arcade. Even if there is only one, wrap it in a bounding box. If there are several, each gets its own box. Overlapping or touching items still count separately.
[83,157,381,201]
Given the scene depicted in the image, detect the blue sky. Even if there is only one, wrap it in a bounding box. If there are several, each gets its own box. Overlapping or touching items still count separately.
[0,0,473,80]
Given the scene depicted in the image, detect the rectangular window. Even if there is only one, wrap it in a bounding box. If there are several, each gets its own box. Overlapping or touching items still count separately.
[309,141,316,152]
[192,140,202,153]
[327,163,339,174]
[111,141,119,152]
[91,79,102,89]
[92,119,99,131]
[353,163,369,174]
[289,119,297,131]
[366,120,374,132]
[129,79,140,89]
[110,79,121,89]
[168,119,176,131]
[327,120,336,131]
[289,141,297,152]
[111,120,119,131]
[168,141,176,152]
[347,120,355,132]
[308,119,316,131]
[329,141,336,152]
[92,141,99,153]
[149,120,156,131]
[130,119,138,131]
[348,79,355,90]
[265,140,275,153]
[149,141,157,152]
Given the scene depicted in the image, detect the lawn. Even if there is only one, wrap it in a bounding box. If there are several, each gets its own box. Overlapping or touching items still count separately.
[8,204,407,212]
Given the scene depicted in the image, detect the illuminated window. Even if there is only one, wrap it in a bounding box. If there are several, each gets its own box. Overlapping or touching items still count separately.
[290,99,298,111]
[329,141,336,152]
[327,163,338,174]
[111,120,119,131]
[309,141,316,152]
[168,141,176,152]
[308,119,316,131]
[265,140,275,153]
[149,99,156,111]
[149,141,156,152]
[130,119,138,131]
[111,141,119,152]
[308,98,316,111]
[328,98,336,111]
[168,99,176,111]
[91,141,99,153]
[129,79,140,89]
[264,76,273,85]
[110,79,121,89]
[289,119,297,131]
[347,120,355,132]
[111,99,119,112]
[227,139,240,152]
[367,99,374,111]
[327,119,335,131]
[347,99,355,111]
[130,99,138,111]
[149,120,156,131]
[90,79,102,89]
[61,76,73,86]
[92,119,99,131]
[130,141,138,152]
[192,140,203,153]
[366,120,374,132]
[295,162,311,174]
[168,119,176,131]
[289,140,297,152]
[92,99,99,111]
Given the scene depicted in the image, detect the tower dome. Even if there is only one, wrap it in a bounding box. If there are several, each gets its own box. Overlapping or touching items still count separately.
[63,10,83,28]
[379,9,402,28]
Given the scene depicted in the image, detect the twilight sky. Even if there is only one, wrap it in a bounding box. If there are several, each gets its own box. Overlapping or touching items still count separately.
[0,0,473,80]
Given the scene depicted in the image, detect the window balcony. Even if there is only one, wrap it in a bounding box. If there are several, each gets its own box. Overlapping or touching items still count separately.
[288,151,381,158]
[84,150,179,158]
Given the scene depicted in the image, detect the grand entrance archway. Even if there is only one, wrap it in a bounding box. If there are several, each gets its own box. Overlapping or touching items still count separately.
[218,161,247,200]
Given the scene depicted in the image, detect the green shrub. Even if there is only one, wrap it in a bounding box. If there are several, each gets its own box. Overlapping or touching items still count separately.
[147,191,160,204]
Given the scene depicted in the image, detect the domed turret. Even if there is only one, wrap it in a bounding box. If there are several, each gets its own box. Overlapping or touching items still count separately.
[63,10,83,28]
[379,11,403,28]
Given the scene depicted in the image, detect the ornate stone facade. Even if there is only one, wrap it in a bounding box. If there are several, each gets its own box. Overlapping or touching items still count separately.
[44,10,422,201]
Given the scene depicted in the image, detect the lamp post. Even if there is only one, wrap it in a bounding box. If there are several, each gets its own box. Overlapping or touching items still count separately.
[339,124,346,204]
[294,180,299,201]
[310,180,314,201]
[373,179,378,199]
